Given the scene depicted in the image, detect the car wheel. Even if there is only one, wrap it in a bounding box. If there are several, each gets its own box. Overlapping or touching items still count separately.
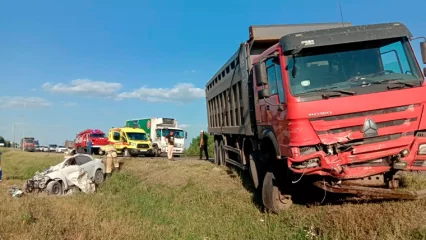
[94,169,105,186]
[46,180,63,195]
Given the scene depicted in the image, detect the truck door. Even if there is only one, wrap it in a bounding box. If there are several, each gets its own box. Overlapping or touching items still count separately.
[258,57,289,155]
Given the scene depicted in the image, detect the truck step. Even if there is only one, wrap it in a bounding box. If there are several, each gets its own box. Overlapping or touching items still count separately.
[225,158,247,170]
[222,145,241,154]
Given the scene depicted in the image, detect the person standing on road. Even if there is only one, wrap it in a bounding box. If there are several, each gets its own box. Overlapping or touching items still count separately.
[164,130,175,161]
[87,136,92,155]
[199,130,209,160]
[104,143,119,177]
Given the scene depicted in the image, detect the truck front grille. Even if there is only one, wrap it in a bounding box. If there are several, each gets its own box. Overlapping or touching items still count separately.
[137,144,149,149]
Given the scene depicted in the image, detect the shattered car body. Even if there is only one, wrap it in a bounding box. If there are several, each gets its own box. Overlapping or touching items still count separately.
[24,154,106,195]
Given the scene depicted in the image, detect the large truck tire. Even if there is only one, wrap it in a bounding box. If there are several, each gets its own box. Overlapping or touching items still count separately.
[249,152,265,190]
[154,146,161,157]
[77,147,84,154]
[214,140,220,165]
[219,141,226,166]
[262,171,292,214]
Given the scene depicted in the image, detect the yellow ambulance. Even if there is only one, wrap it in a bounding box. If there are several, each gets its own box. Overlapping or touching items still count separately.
[104,127,153,157]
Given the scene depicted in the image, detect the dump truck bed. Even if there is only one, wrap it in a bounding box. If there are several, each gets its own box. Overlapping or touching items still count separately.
[205,22,352,136]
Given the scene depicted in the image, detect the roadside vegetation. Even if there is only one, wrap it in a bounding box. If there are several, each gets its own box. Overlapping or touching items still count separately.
[2,148,426,239]
[183,132,214,157]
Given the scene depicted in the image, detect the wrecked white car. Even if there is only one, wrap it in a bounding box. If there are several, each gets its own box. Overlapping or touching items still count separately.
[24,154,106,195]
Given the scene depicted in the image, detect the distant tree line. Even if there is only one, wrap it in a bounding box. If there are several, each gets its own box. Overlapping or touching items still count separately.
[0,136,14,148]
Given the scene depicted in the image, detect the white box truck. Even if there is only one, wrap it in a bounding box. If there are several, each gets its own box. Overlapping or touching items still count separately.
[125,117,187,157]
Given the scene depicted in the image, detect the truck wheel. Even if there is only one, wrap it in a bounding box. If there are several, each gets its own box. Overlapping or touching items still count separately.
[219,141,226,166]
[249,152,265,190]
[77,147,84,154]
[153,147,161,157]
[46,180,63,195]
[262,171,292,213]
[214,140,220,165]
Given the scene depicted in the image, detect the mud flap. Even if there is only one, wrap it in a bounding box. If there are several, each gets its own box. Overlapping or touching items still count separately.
[313,181,426,200]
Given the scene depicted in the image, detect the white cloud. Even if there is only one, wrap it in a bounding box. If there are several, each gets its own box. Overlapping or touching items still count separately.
[0,96,52,109]
[63,102,77,107]
[42,79,122,97]
[179,124,191,128]
[117,83,205,103]
[184,70,196,73]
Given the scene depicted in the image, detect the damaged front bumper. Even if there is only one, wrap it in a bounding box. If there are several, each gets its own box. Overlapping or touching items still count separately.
[24,175,50,193]
[288,135,426,179]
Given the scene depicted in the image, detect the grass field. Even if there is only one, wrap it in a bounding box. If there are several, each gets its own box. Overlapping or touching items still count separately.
[2,148,426,240]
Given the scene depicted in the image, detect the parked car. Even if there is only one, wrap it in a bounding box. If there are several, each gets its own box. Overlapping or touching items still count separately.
[55,146,67,153]
[41,146,49,152]
[48,144,57,152]
[23,154,106,195]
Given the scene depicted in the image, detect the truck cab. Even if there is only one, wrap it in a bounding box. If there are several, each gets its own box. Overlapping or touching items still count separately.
[21,137,36,152]
[107,127,153,157]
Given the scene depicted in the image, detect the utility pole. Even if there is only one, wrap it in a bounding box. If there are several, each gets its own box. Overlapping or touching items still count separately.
[22,102,26,151]
[12,122,15,149]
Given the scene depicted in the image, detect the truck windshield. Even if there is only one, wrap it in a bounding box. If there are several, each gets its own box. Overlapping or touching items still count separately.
[161,129,185,139]
[24,139,34,143]
[126,132,148,141]
[286,38,422,96]
[90,133,105,138]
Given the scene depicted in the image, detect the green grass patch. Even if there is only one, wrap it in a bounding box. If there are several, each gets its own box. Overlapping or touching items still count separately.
[2,151,426,239]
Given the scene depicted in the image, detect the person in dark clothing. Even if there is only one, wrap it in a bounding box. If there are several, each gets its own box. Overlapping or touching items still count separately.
[87,137,92,155]
[164,130,175,160]
[199,130,209,160]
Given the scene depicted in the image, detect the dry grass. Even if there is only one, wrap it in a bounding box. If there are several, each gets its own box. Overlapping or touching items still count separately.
[2,148,426,239]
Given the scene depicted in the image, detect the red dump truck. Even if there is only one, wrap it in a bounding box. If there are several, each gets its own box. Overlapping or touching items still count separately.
[205,22,426,213]
[21,137,35,152]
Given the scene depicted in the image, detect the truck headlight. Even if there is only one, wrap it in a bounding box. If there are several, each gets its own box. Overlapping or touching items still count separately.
[130,142,137,147]
[419,144,426,155]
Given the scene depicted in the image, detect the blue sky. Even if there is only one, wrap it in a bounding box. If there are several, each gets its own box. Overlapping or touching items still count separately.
[0,0,425,146]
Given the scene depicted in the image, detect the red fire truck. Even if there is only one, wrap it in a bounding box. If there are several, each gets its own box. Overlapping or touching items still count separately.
[74,129,109,154]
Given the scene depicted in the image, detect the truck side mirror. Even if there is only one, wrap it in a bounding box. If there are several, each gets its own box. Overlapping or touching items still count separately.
[254,62,268,86]
[421,41,426,64]
[258,88,270,99]
[185,131,187,139]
